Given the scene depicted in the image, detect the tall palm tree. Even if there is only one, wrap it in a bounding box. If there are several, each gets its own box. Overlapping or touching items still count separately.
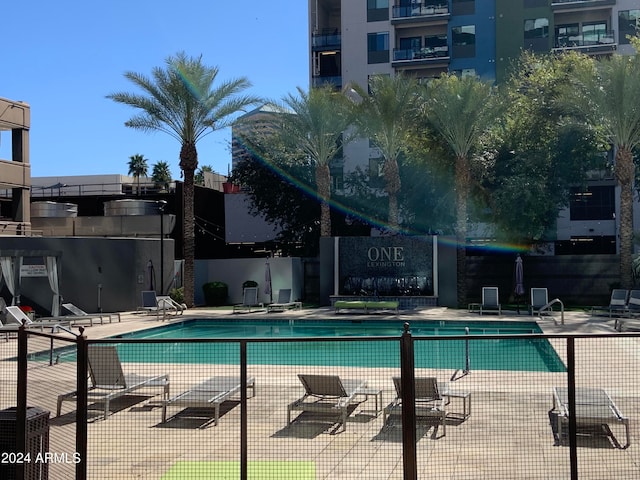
[420,74,497,306]
[349,74,421,230]
[107,52,259,306]
[152,161,172,191]
[267,86,352,236]
[571,46,640,288]
[127,154,148,195]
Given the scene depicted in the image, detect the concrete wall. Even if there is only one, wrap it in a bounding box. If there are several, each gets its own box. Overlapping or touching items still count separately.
[195,257,304,305]
[0,236,175,314]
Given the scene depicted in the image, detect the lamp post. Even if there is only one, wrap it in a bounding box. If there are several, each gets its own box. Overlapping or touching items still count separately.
[157,200,167,295]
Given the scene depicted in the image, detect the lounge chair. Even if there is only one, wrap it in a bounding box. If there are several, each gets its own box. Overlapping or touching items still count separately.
[552,386,630,449]
[384,377,447,438]
[62,302,120,324]
[5,306,73,331]
[267,289,302,312]
[0,318,19,341]
[287,374,378,433]
[157,296,186,315]
[615,290,640,331]
[137,291,181,319]
[57,345,169,420]
[479,287,501,315]
[233,287,263,313]
[591,289,628,318]
[161,376,255,427]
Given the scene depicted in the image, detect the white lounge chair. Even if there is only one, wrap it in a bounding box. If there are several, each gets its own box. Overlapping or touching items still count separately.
[138,291,181,319]
[57,345,169,420]
[384,377,447,438]
[552,386,630,449]
[5,305,73,331]
[267,289,302,312]
[479,287,501,315]
[233,287,263,313]
[287,374,376,433]
[161,376,255,427]
[62,302,120,324]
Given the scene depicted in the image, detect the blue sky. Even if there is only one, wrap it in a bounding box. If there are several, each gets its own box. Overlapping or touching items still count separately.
[1,1,309,179]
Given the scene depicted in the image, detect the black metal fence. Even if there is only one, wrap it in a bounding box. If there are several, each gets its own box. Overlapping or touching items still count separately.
[2,325,639,479]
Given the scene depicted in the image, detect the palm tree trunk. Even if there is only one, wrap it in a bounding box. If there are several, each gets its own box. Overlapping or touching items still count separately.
[316,164,332,237]
[455,155,470,307]
[616,147,635,289]
[180,142,198,307]
[383,157,401,230]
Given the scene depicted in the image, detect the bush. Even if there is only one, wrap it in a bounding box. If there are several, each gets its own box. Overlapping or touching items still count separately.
[243,280,258,289]
[169,287,184,304]
[202,281,228,306]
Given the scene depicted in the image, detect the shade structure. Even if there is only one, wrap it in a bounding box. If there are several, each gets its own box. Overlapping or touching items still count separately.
[264,261,272,303]
[514,255,524,296]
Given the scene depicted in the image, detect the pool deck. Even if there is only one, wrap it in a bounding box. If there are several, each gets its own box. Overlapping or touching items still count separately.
[2,306,640,479]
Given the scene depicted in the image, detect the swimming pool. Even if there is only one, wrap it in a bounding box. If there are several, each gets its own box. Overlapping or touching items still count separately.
[102,319,565,372]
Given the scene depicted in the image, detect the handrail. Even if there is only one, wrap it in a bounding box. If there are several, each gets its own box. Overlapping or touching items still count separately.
[538,298,565,325]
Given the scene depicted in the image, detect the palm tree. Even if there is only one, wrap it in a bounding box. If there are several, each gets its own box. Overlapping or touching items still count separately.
[571,45,640,288]
[107,52,260,307]
[420,74,497,306]
[195,165,213,186]
[349,74,421,230]
[127,154,148,195]
[152,161,172,191]
[266,86,352,236]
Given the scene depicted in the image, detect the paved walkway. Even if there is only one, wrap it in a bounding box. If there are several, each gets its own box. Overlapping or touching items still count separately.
[1,306,639,479]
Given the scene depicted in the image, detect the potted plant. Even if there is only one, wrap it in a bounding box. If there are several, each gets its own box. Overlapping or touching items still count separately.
[202,281,228,306]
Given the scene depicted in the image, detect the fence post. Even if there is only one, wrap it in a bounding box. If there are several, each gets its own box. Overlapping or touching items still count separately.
[240,341,247,480]
[566,337,578,480]
[400,322,417,480]
[76,328,88,480]
[16,325,27,480]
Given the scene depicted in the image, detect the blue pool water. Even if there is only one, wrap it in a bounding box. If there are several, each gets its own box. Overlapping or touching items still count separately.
[101,319,565,372]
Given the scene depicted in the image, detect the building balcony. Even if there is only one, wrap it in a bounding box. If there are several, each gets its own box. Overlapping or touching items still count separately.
[392,46,450,67]
[312,31,341,51]
[553,31,617,55]
[312,76,342,89]
[392,2,449,21]
[551,0,616,12]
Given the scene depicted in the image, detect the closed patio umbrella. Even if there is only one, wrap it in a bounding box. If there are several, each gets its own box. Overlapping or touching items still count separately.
[514,255,524,313]
[264,260,272,304]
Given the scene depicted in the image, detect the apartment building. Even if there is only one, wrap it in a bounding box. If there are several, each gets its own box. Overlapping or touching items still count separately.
[307,0,639,254]
[0,97,31,235]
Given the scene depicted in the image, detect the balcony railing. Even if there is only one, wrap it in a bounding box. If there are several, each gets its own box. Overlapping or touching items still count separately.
[554,31,616,49]
[312,32,341,49]
[312,76,342,89]
[551,0,616,9]
[392,2,449,19]
[393,45,449,62]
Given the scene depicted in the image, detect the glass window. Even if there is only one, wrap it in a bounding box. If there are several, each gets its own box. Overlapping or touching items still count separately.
[582,23,606,45]
[569,186,615,221]
[368,32,390,64]
[524,18,549,39]
[619,10,640,45]
[368,0,389,22]
[452,25,475,46]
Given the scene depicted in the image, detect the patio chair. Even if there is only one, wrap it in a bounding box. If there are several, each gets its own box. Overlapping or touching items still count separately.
[479,287,501,315]
[137,291,181,319]
[5,305,73,331]
[57,345,169,420]
[44,302,119,326]
[384,377,447,438]
[267,289,302,312]
[0,318,19,341]
[161,376,255,427]
[530,287,553,316]
[287,374,371,433]
[552,386,630,449]
[233,287,263,313]
[615,290,640,331]
[157,295,186,315]
[590,289,628,318]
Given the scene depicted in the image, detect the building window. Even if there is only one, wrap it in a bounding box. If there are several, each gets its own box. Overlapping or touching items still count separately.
[582,23,607,45]
[452,0,474,16]
[368,32,390,64]
[367,0,389,22]
[524,18,548,39]
[556,24,579,48]
[452,25,475,58]
[569,186,615,221]
[619,10,639,45]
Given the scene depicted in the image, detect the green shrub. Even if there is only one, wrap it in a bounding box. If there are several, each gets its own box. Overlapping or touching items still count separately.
[169,287,184,304]
[202,281,228,306]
